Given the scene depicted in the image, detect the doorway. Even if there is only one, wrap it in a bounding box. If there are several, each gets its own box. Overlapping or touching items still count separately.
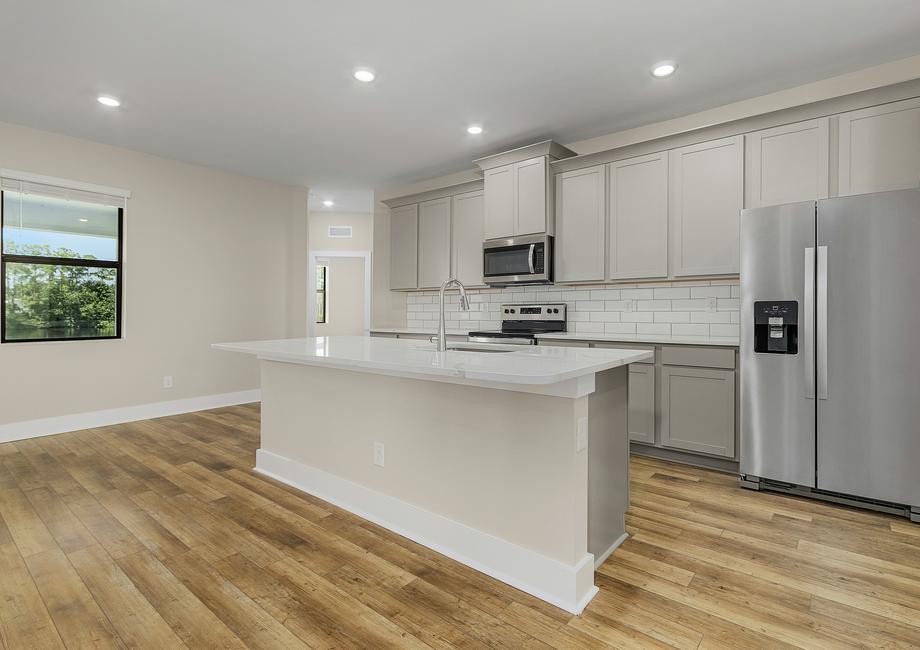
[307,250,371,337]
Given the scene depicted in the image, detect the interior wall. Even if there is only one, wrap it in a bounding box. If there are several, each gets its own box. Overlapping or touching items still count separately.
[308,211,373,251]
[0,120,308,426]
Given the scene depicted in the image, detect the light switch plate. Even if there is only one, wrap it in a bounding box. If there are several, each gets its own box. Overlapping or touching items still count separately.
[373,442,385,467]
[576,417,588,452]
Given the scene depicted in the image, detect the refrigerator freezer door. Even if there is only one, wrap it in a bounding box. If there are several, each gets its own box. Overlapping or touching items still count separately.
[816,188,920,507]
[741,201,817,486]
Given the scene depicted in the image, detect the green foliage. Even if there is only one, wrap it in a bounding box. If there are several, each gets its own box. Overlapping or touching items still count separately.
[4,242,117,340]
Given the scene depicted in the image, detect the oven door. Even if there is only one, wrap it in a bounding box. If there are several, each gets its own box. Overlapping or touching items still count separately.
[482,234,551,284]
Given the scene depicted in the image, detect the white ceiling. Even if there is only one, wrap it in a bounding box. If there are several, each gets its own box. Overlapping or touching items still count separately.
[1,1,920,194]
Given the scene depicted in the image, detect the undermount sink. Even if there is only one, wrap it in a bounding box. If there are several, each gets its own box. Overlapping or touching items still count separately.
[412,342,518,353]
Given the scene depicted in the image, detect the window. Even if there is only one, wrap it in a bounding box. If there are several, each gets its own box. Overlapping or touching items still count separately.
[315,264,328,324]
[1,190,123,342]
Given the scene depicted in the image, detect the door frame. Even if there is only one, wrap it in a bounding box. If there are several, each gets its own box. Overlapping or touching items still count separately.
[307,250,372,337]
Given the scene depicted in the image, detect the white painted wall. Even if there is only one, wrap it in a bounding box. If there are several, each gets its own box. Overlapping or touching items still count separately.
[0,120,308,426]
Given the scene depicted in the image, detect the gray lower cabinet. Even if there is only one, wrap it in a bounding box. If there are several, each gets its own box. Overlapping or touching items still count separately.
[659,365,735,458]
[627,364,655,444]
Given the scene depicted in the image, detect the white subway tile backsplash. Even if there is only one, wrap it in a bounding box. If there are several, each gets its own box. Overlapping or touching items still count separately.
[690,285,732,298]
[710,324,740,337]
[671,299,709,311]
[691,311,732,323]
[589,311,621,322]
[637,323,672,335]
[605,323,637,335]
[671,324,710,336]
[402,280,740,338]
[620,288,655,300]
[621,311,654,322]
[653,287,690,299]
[636,299,672,311]
[654,312,691,323]
[590,289,621,301]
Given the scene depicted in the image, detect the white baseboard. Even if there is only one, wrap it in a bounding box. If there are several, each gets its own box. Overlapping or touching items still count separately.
[594,532,629,569]
[0,389,261,444]
[255,448,598,614]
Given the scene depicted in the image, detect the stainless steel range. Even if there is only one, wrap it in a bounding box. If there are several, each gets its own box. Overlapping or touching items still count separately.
[468,303,566,345]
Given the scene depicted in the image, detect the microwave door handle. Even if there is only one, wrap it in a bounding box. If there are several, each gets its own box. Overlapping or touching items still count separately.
[528,244,535,274]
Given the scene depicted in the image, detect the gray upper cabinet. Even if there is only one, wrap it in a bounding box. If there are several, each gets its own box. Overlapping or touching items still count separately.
[417,197,452,289]
[389,203,418,290]
[669,135,743,277]
[451,190,485,287]
[608,152,669,280]
[483,156,554,239]
[838,96,920,196]
[745,118,829,208]
[555,165,606,283]
[515,156,549,236]
[483,164,515,240]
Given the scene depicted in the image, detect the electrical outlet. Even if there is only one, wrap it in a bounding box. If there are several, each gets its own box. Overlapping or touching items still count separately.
[576,417,589,452]
[706,297,718,313]
[625,299,635,313]
[162,375,173,389]
[373,442,385,467]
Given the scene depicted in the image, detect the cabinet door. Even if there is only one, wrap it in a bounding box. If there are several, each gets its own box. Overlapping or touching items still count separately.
[515,156,547,235]
[838,97,920,196]
[484,164,515,240]
[660,366,735,457]
[608,153,668,279]
[451,190,485,286]
[417,197,452,289]
[745,118,829,208]
[389,204,418,290]
[669,136,743,277]
[555,165,605,282]
[628,364,656,444]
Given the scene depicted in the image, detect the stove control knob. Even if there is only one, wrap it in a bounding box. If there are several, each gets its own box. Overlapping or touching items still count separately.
[503,309,509,314]
[553,308,559,314]
[510,309,516,313]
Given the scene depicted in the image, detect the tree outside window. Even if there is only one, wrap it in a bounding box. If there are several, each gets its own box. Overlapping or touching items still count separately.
[1,190,123,343]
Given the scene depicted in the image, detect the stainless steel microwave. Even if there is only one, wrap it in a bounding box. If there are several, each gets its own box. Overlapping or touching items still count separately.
[482,234,553,285]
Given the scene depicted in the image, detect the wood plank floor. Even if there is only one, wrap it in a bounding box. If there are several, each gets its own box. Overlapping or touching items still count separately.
[1,404,919,649]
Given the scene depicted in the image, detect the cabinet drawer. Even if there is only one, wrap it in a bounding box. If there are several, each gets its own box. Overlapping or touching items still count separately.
[660,366,735,458]
[590,341,655,364]
[660,345,735,369]
[538,339,590,348]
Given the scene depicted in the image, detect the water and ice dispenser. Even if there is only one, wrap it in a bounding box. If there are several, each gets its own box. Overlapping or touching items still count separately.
[753,301,798,354]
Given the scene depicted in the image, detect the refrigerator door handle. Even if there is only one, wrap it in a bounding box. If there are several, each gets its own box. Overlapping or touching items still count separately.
[804,247,816,399]
[817,246,828,400]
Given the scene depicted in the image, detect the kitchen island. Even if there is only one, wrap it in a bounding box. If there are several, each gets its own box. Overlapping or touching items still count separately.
[213,336,651,613]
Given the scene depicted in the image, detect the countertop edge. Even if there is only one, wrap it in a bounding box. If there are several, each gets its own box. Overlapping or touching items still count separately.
[367,328,739,348]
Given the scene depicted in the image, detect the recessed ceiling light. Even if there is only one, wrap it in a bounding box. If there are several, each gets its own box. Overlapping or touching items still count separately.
[353,69,375,83]
[466,125,483,135]
[651,62,677,78]
[97,95,121,107]
[79,218,88,223]
[323,199,335,207]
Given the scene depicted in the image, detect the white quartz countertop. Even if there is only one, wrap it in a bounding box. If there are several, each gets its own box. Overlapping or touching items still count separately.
[213,336,652,386]
[368,328,739,347]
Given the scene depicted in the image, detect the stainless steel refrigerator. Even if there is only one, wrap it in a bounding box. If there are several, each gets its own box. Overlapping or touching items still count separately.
[740,188,920,522]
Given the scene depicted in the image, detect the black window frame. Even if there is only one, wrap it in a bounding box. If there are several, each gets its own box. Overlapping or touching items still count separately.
[315,264,328,324]
[0,190,124,343]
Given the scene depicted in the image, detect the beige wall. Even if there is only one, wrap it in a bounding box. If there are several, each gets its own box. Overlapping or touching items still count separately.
[0,120,308,426]
[315,257,365,336]
[308,211,372,251]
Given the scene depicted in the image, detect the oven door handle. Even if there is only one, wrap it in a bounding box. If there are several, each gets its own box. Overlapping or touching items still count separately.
[528,244,536,274]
